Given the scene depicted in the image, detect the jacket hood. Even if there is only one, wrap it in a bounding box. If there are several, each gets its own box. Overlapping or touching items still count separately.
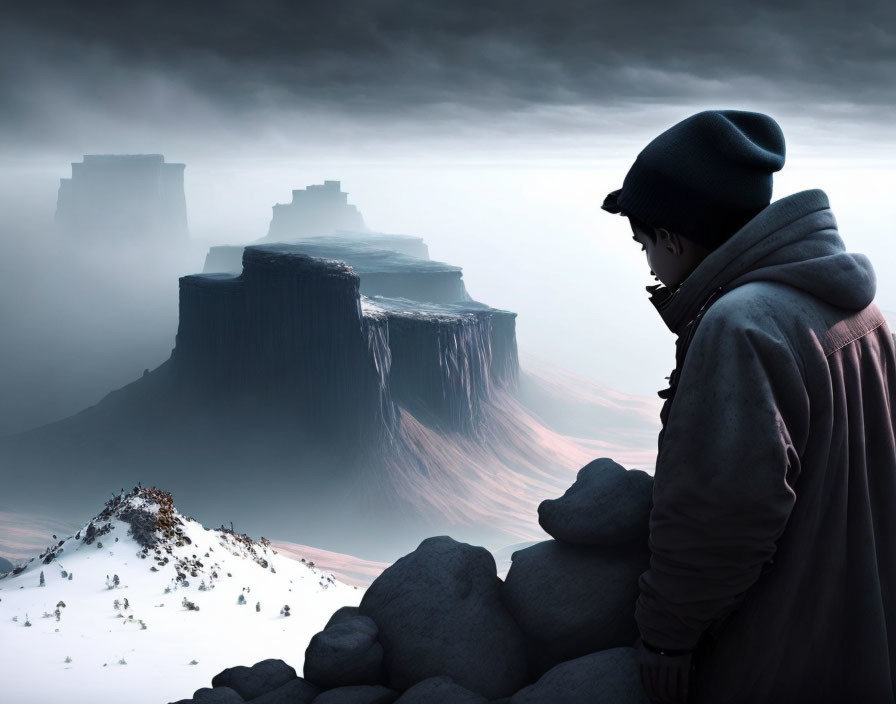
[648,189,877,335]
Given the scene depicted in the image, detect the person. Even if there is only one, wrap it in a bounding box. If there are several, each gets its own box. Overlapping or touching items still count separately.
[601,110,896,703]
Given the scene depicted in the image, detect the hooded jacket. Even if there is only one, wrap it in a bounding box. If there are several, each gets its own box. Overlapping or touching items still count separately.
[635,189,896,702]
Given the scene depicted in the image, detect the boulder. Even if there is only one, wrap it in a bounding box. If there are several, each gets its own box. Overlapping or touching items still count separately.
[311,684,399,703]
[510,647,649,704]
[212,659,297,700]
[502,539,648,674]
[323,606,364,628]
[181,687,243,703]
[537,458,652,546]
[359,536,528,699]
[393,676,489,703]
[247,677,319,703]
[305,611,383,688]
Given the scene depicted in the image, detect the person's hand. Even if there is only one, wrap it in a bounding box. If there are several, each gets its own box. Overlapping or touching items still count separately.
[636,638,694,704]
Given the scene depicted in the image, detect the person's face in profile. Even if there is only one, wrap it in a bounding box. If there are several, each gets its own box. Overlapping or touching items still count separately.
[630,220,708,290]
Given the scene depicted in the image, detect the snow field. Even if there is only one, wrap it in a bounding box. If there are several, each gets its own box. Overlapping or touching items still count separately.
[0,494,362,704]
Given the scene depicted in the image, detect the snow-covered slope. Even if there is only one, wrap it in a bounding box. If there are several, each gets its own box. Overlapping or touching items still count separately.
[0,487,362,704]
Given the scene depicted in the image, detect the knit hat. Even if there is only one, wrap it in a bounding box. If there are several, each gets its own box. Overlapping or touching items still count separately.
[601,110,786,249]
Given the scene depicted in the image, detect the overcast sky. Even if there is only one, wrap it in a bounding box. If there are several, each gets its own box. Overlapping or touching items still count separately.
[3,0,895,157]
[0,0,894,423]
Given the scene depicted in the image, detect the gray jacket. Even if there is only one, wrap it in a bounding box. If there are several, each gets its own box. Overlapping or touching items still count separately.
[636,189,896,702]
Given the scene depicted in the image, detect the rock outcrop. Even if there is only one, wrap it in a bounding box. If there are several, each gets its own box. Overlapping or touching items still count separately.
[303,608,384,689]
[55,154,188,243]
[357,536,529,699]
[198,229,520,433]
[211,660,300,700]
[395,677,488,703]
[267,181,365,240]
[178,243,517,436]
[171,662,321,703]
[502,539,647,675]
[205,237,465,302]
[174,246,398,448]
[538,458,653,546]
[172,458,653,704]
[365,298,518,432]
[509,648,646,704]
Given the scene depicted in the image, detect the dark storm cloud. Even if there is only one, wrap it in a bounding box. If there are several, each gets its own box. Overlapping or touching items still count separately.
[2,0,895,145]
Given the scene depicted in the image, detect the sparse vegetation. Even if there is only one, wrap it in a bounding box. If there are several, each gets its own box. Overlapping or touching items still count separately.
[83,520,113,546]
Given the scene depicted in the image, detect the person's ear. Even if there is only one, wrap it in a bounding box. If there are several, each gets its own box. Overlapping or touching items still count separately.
[656,228,683,255]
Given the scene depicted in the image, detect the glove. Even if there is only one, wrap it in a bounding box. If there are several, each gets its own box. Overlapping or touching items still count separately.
[636,638,694,704]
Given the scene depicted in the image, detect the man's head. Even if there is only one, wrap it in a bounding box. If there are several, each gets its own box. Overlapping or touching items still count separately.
[602,109,786,287]
[626,214,712,290]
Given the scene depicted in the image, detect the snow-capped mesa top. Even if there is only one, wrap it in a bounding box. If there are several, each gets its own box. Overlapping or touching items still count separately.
[0,487,362,704]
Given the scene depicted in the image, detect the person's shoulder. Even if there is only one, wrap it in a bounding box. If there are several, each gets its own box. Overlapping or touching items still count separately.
[690,282,811,366]
[701,281,799,332]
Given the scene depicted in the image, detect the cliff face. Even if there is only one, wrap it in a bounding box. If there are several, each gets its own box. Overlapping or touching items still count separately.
[366,299,518,433]
[174,246,397,449]
[55,154,188,242]
[179,243,515,436]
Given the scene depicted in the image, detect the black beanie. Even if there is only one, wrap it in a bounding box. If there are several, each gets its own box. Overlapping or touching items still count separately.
[601,110,786,249]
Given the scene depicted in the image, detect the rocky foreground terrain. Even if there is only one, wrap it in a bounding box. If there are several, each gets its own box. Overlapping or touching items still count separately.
[172,458,653,704]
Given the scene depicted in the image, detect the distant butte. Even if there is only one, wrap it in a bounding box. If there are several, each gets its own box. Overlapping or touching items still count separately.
[55,154,189,243]
[267,180,365,240]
